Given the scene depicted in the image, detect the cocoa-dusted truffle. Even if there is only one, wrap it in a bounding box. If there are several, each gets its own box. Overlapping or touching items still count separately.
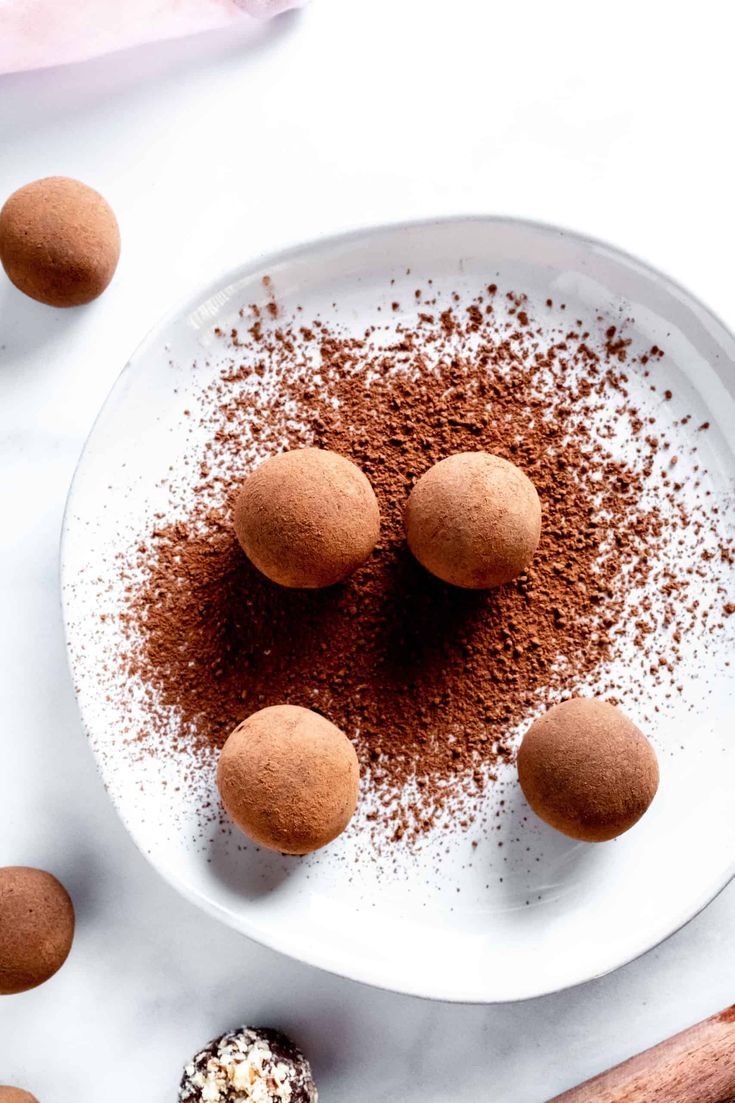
[233,447,380,588]
[0,866,75,994]
[179,1026,317,1103]
[517,697,659,842]
[0,1089,39,1103]
[0,176,120,307]
[217,704,359,854]
[404,451,541,589]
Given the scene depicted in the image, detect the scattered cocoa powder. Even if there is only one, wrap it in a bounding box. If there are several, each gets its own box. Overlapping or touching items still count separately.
[116,283,733,843]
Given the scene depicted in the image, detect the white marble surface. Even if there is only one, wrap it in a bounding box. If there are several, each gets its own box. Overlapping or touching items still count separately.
[1,1,735,1098]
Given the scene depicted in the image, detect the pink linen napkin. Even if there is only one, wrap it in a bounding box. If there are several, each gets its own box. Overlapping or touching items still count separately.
[0,0,300,76]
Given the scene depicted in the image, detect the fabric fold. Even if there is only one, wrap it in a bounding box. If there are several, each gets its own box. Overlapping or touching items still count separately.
[0,0,300,76]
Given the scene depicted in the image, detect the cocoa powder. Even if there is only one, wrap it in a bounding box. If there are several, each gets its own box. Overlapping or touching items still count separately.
[118,284,733,842]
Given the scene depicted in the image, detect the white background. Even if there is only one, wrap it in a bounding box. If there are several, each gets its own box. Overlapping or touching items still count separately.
[1,1,735,1098]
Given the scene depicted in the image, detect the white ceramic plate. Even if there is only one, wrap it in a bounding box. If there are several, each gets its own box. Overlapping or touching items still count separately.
[62,217,735,1003]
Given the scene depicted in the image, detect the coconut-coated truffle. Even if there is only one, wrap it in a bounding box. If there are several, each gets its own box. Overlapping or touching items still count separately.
[517,698,659,842]
[404,452,541,589]
[0,867,75,994]
[217,704,359,855]
[234,447,380,588]
[0,176,120,307]
[179,1026,317,1103]
[0,1089,39,1103]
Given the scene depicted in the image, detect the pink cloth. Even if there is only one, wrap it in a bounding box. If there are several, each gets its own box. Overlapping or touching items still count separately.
[0,0,299,75]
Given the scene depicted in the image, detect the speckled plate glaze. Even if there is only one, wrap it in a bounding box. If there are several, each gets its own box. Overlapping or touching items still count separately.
[62,217,735,1002]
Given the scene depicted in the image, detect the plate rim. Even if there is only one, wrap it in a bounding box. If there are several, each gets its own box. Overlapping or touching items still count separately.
[60,213,735,1004]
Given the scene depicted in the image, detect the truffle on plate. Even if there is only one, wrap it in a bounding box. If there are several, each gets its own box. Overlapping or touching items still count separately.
[517,697,659,842]
[0,176,120,307]
[0,866,75,994]
[404,451,541,589]
[217,704,359,855]
[179,1026,317,1103]
[233,447,380,588]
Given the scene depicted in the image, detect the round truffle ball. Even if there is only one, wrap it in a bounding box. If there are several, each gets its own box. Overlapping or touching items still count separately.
[0,1089,39,1103]
[179,1026,317,1103]
[517,698,659,842]
[217,704,359,855]
[0,866,75,994]
[404,452,541,589]
[233,447,380,588]
[0,176,120,307]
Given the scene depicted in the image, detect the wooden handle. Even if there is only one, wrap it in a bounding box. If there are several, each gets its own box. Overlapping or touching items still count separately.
[549,1005,735,1102]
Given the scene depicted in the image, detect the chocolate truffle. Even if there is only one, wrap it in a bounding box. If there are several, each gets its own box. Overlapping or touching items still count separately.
[0,176,120,307]
[0,866,75,994]
[0,1089,39,1103]
[179,1027,317,1103]
[404,451,541,589]
[233,447,380,588]
[217,704,359,855]
[517,698,659,842]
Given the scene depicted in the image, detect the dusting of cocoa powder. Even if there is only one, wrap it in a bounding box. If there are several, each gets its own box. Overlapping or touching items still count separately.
[117,284,733,843]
